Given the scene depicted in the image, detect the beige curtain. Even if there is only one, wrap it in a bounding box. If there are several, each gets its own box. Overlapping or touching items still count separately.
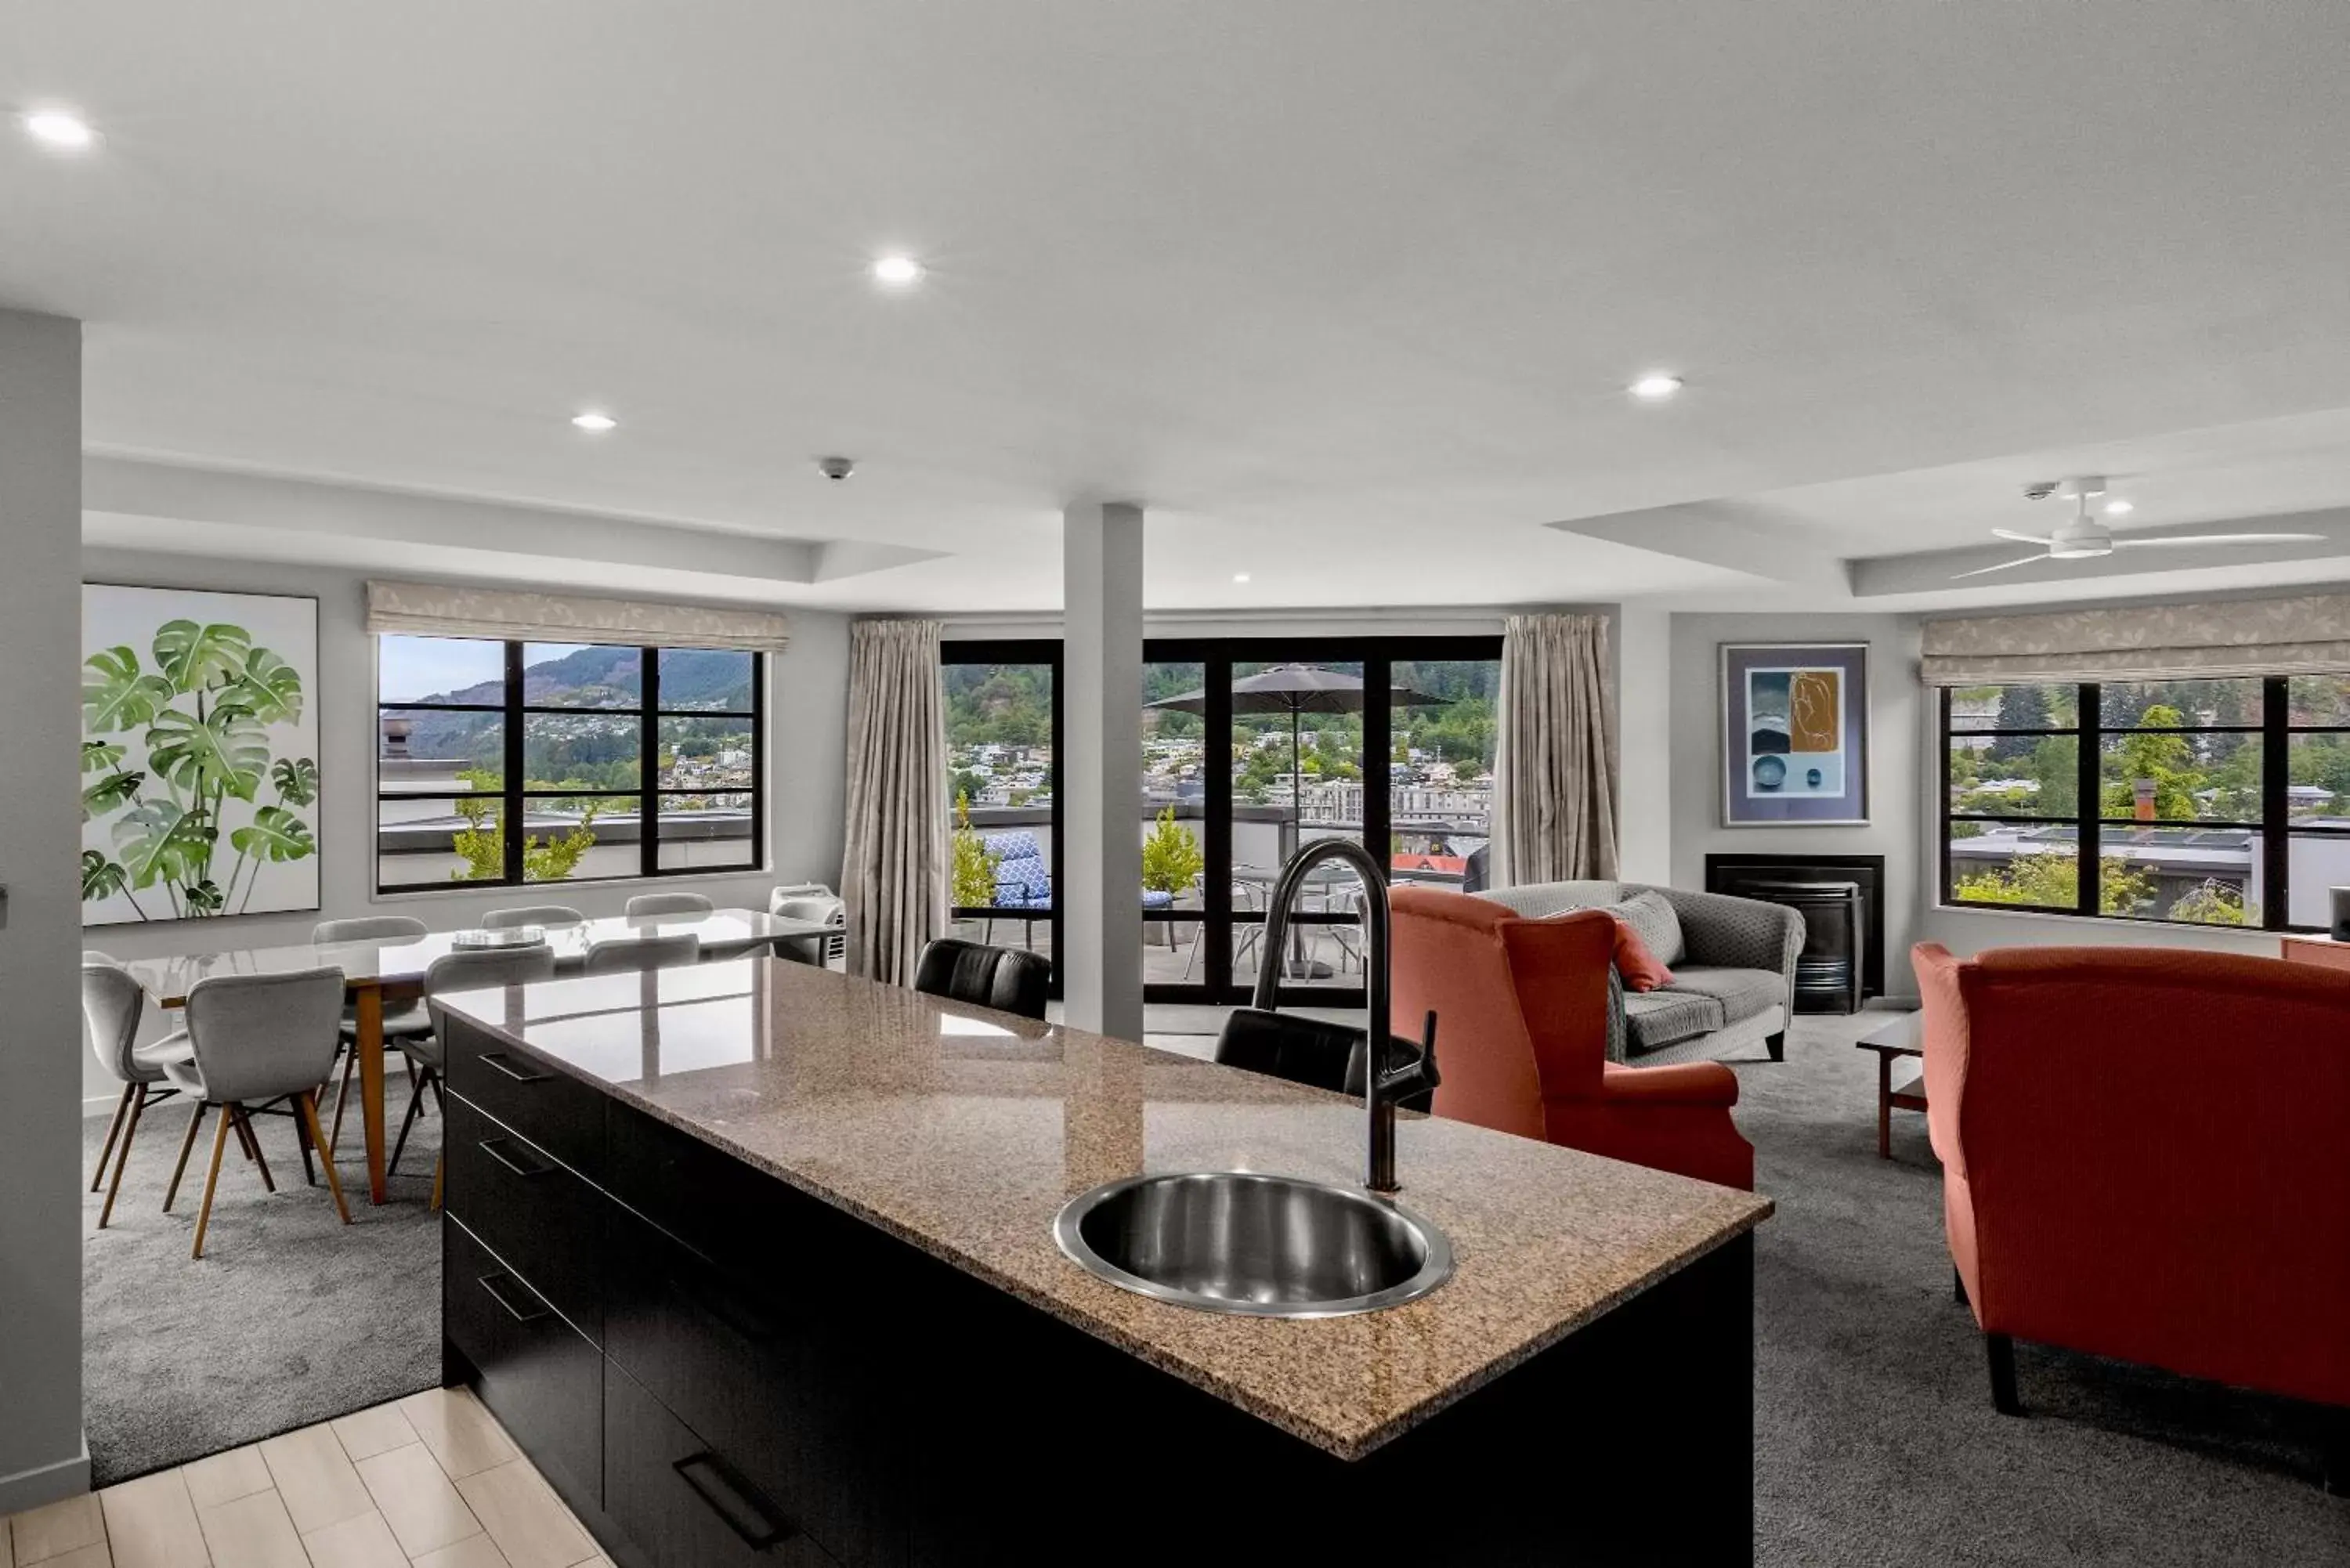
[366,580,790,652]
[1922,591,2350,685]
[841,620,949,985]
[1491,612,1619,887]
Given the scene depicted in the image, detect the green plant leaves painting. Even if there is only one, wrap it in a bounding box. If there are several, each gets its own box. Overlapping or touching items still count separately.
[82,647,174,732]
[81,587,320,923]
[146,705,270,801]
[230,804,316,862]
[153,620,253,694]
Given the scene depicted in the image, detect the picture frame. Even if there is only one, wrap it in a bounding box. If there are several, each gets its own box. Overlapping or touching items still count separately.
[81,582,324,924]
[1718,641,1870,826]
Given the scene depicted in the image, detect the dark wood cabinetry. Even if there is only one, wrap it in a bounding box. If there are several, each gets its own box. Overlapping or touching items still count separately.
[439,1013,1756,1567]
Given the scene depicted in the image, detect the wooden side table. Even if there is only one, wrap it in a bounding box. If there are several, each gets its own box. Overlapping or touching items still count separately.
[1856,1011,1925,1159]
[2280,934,2350,973]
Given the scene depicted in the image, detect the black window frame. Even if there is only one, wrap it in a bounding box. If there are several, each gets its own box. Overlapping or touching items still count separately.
[940,633,1502,1006]
[376,638,765,893]
[1937,675,2348,930]
[942,638,1066,999]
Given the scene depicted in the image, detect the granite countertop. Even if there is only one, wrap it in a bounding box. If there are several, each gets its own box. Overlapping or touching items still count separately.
[439,958,1773,1460]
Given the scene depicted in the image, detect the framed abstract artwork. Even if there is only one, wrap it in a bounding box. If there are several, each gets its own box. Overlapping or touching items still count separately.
[81,583,322,924]
[1719,642,1870,826]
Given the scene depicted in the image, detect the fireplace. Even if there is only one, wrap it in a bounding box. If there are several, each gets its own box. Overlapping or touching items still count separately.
[1703,853,1885,1011]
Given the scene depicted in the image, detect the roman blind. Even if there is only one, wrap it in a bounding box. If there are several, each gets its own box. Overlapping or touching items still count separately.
[365,580,790,653]
[1920,591,2350,685]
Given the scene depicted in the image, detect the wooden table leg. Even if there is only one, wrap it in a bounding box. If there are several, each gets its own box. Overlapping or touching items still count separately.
[1876,1050,1893,1160]
[357,985,389,1205]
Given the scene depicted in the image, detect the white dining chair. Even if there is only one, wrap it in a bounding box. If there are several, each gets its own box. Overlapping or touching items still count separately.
[312,916,433,1155]
[161,967,351,1259]
[584,932,702,974]
[625,891,714,918]
[484,904,585,930]
[82,954,194,1230]
[400,945,559,1209]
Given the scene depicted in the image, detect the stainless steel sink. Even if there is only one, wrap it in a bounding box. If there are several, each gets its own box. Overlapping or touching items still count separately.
[1054,1172,1452,1317]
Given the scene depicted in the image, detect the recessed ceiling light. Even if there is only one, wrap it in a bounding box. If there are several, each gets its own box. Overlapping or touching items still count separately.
[21,110,96,150]
[2102,499,2134,516]
[1233,573,1252,583]
[570,411,616,432]
[1629,373,1683,401]
[871,254,924,287]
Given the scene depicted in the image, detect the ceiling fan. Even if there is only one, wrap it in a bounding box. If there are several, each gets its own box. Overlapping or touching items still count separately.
[1954,475,2325,578]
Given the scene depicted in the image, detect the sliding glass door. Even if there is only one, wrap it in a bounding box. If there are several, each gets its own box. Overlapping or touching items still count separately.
[1143,635,1501,1006]
[941,634,1499,1006]
[943,640,1061,995]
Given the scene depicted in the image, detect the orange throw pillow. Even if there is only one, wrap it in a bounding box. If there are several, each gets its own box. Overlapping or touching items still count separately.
[1610,916,1675,992]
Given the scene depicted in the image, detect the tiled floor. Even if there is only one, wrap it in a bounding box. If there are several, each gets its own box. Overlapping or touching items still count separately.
[2,1388,611,1568]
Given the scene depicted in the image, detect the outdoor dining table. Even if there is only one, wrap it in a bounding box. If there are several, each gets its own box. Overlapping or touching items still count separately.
[1231,861,1362,981]
[118,907,835,1205]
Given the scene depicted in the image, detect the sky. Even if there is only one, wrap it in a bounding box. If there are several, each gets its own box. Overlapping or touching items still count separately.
[379,637,591,703]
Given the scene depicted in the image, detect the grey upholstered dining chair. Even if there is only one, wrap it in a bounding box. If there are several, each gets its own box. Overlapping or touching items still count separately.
[160,966,351,1259]
[584,931,702,974]
[484,904,585,930]
[398,945,559,1208]
[82,953,194,1230]
[624,891,714,918]
[312,916,433,1155]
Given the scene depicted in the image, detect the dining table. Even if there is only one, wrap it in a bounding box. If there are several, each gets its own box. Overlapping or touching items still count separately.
[118,906,836,1205]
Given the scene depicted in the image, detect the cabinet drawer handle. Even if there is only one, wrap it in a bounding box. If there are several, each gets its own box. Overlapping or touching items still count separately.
[663,1270,775,1345]
[673,1451,795,1549]
[477,1271,551,1324]
[479,1053,550,1084]
[479,1137,554,1179]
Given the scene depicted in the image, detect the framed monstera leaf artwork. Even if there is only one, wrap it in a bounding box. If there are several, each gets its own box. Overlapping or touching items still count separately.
[81,584,322,923]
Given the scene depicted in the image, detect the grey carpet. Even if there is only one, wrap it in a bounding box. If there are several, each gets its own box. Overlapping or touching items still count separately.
[81,1082,442,1486]
[1747,1011,2346,1566]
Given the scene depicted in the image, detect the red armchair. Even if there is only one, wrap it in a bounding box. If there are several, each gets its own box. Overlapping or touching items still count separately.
[1389,887,1754,1190]
[1914,942,2350,1487]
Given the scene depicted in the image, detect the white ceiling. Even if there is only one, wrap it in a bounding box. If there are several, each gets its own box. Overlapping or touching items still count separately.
[9,2,2350,612]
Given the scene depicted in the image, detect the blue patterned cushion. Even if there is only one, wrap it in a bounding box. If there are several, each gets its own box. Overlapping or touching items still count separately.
[985,832,1052,908]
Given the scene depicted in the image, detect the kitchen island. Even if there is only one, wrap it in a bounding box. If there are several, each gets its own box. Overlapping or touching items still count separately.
[436,958,1772,1566]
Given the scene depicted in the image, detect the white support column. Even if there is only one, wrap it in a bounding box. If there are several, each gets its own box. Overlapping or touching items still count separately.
[1614,604,1672,883]
[0,309,91,1512]
[1060,501,1146,1040]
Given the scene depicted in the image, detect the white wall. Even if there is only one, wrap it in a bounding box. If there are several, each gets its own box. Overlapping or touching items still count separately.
[0,310,91,1512]
[1658,599,2299,1000]
[1668,612,1925,999]
[78,547,851,1107]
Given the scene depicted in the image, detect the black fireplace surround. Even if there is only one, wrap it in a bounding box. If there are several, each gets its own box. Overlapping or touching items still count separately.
[1705,853,1885,1008]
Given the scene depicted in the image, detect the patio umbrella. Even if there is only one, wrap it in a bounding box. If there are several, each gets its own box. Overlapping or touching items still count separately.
[1148,663,1450,837]
[1150,663,1450,978]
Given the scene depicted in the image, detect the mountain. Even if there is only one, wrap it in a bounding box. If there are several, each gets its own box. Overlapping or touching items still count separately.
[392,647,754,772]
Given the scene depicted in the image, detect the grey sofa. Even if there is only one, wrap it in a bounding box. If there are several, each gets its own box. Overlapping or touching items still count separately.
[1476,880,1805,1066]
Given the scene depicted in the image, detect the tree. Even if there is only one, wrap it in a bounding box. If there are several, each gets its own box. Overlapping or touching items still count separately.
[1954,851,2152,915]
[1989,685,2052,761]
[1141,807,1206,896]
[2029,735,2079,816]
[2098,704,2197,818]
[2169,880,2252,925]
[449,792,602,883]
[949,793,1000,909]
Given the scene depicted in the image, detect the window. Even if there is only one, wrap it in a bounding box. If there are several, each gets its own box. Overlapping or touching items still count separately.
[945,634,1499,1003]
[1940,677,2312,929]
[943,641,1061,981]
[377,636,761,891]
